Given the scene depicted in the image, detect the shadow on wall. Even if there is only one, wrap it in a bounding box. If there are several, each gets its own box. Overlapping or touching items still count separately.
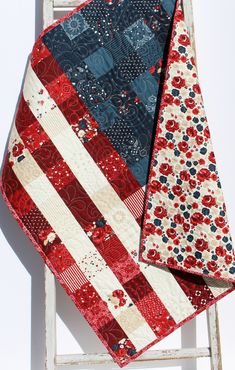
[0,1,197,369]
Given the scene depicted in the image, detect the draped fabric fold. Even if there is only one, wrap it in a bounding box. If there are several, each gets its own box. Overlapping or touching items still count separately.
[0,0,234,367]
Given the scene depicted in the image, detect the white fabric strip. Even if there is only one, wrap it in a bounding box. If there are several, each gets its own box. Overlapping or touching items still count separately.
[11,131,156,348]
[203,277,233,298]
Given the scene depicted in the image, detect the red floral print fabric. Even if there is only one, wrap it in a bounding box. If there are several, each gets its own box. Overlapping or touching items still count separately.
[139,1,235,282]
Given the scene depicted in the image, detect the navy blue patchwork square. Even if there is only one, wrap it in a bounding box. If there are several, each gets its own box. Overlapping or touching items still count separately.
[161,0,176,14]
[131,71,158,117]
[137,37,162,68]
[117,52,147,84]
[129,156,150,186]
[42,26,100,72]
[123,19,154,50]
[105,33,134,65]
[67,65,108,107]
[84,48,114,79]
[61,12,89,40]
[104,118,150,171]
[90,101,119,130]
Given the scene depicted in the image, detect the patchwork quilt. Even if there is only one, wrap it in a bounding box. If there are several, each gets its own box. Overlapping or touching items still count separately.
[1,0,235,367]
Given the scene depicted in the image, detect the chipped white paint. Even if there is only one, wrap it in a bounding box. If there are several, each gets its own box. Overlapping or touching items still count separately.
[56,347,211,366]
[43,1,223,369]
[43,0,54,29]
[45,265,56,370]
[207,305,223,370]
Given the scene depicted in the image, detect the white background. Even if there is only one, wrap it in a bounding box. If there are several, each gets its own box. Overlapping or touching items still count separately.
[0,1,234,369]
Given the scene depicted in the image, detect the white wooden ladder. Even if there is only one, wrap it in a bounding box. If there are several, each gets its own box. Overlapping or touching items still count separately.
[42,1,223,369]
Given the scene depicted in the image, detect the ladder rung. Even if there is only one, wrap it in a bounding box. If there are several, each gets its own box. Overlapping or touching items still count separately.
[54,7,76,11]
[54,0,84,6]
[56,347,210,366]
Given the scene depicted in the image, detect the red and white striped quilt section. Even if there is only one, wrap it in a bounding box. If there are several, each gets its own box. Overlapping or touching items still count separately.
[0,61,234,368]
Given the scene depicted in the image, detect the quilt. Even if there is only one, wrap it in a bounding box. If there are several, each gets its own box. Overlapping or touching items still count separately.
[1,0,235,367]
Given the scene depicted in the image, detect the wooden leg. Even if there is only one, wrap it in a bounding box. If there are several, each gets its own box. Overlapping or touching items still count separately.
[207,304,223,370]
[45,265,56,370]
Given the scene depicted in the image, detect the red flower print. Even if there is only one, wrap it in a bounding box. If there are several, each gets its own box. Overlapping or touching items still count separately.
[39,227,54,241]
[167,257,178,266]
[85,130,95,139]
[215,216,226,228]
[166,228,177,239]
[163,94,174,105]
[104,224,112,234]
[189,179,196,188]
[193,84,201,94]
[169,50,181,63]
[180,170,190,181]
[178,141,188,152]
[225,255,233,264]
[84,224,93,232]
[172,185,183,196]
[204,126,210,138]
[156,137,168,149]
[117,348,127,357]
[110,289,126,308]
[147,249,161,261]
[183,223,190,232]
[91,227,105,243]
[207,261,218,272]
[196,135,204,145]
[202,195,216,208]
[190,212,204,226]
[149,180,162,193]
[12,142,24,157]
[223,227,229,234]
[144,223,156,236]
[197,261,203,268]
[174,214,184,224]
[185,98,196,109]
[196,168,211,182]
[172,76,185,89]
[209,151,216,163]
[112,289,124,298]
[211,173,217,181]
[175,9,184,21]
[186,126,197,137]
[90,119,99,129]
[178,34,190,46]
[125,339,134,349]
[184,255,197,268]
[159,163,173,176]
[166,119,179,132]
[195,238,208,252]
[215,246,226,257]
[154,206,167,219]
